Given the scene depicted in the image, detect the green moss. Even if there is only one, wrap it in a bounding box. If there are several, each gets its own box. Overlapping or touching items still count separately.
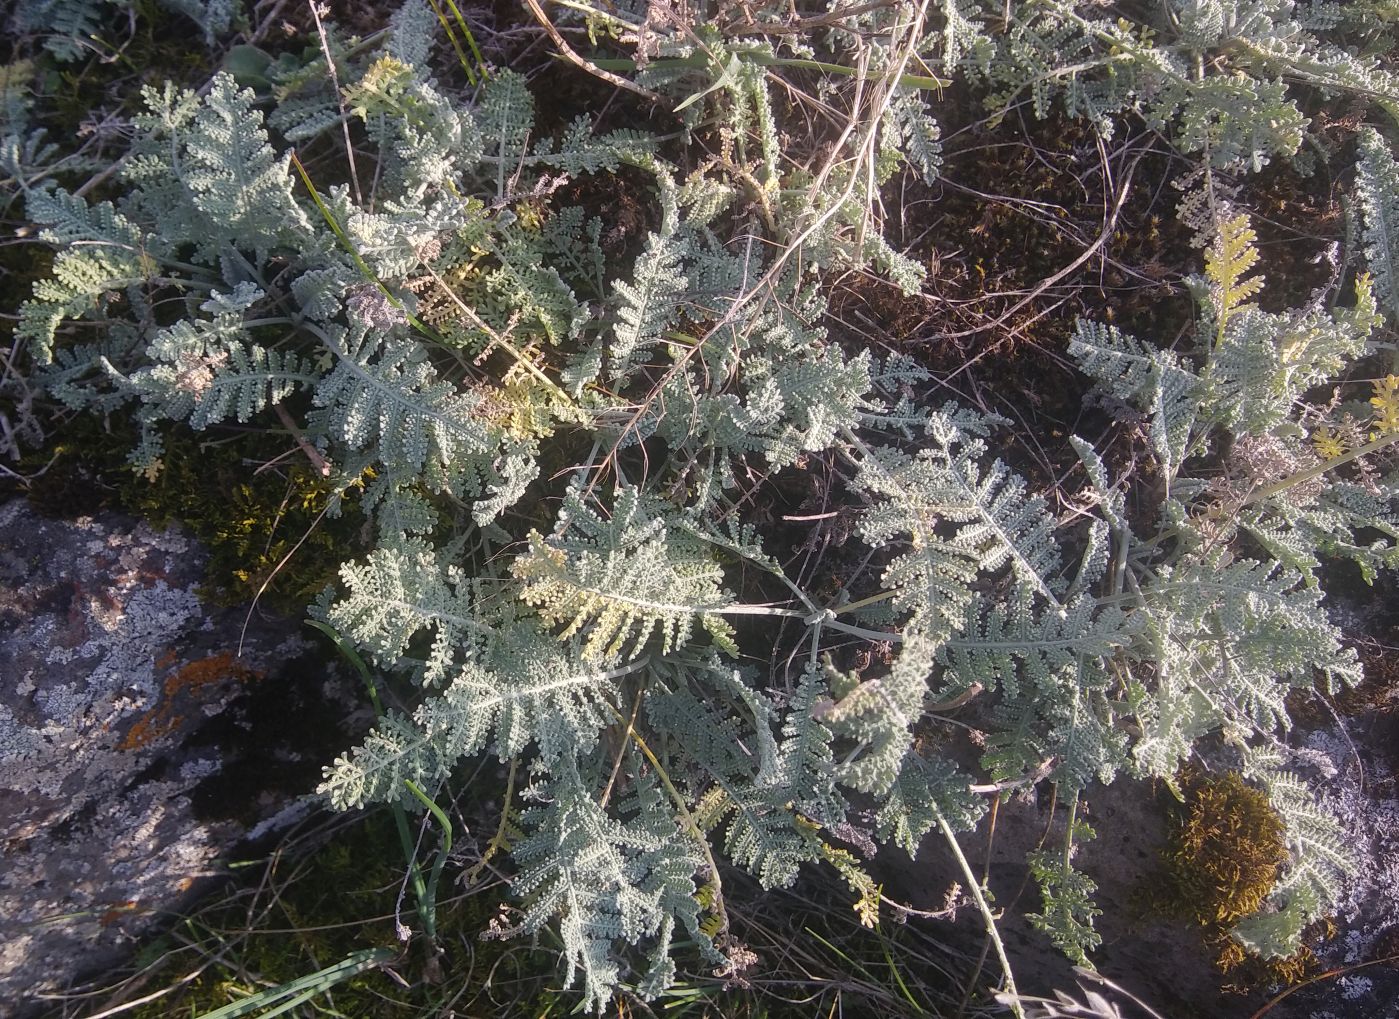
[21,417,366,613]
[123,424,367,612]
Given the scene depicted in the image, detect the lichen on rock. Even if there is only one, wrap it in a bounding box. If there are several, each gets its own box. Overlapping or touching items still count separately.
[0,500,356,1015]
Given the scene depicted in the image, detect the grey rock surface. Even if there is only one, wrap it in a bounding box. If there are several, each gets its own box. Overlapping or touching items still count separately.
[0,501,356,1016]
[1285,699,1399,1018]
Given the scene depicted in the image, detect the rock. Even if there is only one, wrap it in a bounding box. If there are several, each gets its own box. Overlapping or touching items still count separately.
[0,501,361,1016]
[1281,704,1399,1018]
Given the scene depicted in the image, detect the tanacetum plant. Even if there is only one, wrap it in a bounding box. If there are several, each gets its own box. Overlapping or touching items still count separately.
[9,0,1399,1012]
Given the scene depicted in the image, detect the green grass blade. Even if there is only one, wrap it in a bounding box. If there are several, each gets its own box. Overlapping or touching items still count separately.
[194,947,395,1019]
[305,620,380,714]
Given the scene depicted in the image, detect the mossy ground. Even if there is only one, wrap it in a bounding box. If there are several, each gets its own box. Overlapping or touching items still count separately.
[16,415,367,613]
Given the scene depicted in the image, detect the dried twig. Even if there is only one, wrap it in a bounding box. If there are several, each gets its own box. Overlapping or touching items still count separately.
[272,403,331,477]
[522,0,664,104]
[307,0,363,206]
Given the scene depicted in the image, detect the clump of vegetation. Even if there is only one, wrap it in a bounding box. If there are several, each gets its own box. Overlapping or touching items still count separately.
[6,1,1399,1016]
[1159,769,1322,989]
[1164,770,1289,929]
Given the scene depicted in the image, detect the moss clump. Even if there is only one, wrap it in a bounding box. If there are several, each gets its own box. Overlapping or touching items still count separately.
[1164,770,1288,927]
[1159,769,1318,989]
[120,423,367,612]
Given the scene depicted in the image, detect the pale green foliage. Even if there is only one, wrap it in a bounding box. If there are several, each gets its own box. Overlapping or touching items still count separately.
[0,61,80,196]
[1069,218,1384,957]
[666,692,826,888]
[821,637,938,796]
[385,0,437,69]
[320,537,492,681]
[18,187,152,364]
[607,231,687,382]
[1134,553,1360,767]
[320,628,624,809]
[512,487,738,664]
[1071,211,1380,479]
[1243,481,1399,582]
[311,324,497,479]
[477,70,534,199]
[874,752,986,855]
[16,0,1399,1007]
[1068,319,1202,476]
[9,0,108,61]
[886,89,943,185]
[512,759,715,1011]
[1197,216,1380,435]
[970,0,1399,169]
[943,590,1134,791]
[1357,127,1399,318]
[1026,817,1101,966]
[853,423,1064,635]
[1235,747,1356,957]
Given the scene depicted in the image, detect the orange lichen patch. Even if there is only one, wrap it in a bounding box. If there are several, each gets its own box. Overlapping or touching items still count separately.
[118,713,176,753]
[118,652,263,751]
[167,651,261,696]
[98,901,141,927]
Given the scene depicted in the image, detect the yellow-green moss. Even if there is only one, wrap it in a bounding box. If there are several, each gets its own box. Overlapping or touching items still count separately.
[20,417,365,613]
[1159,769,1317,988]
[1164,770,1288,928]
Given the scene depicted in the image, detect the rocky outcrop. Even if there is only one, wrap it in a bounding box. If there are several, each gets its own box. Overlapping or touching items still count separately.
[0,501,359,1016]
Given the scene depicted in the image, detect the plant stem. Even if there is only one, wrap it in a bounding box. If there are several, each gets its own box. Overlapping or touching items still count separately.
[465,758,518,886]
[935,809,1023,1019]
[426,0,480,85]
[1242,431,1399,507]
[833,588,898,615]
[403,778,454,944]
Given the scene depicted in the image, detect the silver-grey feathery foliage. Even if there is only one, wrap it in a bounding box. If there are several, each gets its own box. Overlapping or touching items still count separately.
[13,0,1399,1008]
